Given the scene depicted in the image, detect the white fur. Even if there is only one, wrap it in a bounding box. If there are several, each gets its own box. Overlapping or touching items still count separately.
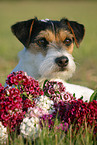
[39,48,76,81]
[12,47,94,101]
[13,48,44,79]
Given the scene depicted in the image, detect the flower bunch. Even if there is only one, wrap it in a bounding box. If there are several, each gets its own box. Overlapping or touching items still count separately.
[20,117,40,139]
[0,87,25,131]
[20,96,55,138]
[43,80,75,102]
[43,80,97,133]
[6,71,43,98]
[53,99,97,133]
[0,71,44,132]
[36,95,55,114]
[27,95,55,118]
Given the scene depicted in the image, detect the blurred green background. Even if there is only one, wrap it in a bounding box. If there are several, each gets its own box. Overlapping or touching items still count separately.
[0,0,97,89]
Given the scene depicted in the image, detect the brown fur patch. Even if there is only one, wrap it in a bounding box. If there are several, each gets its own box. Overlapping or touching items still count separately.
[58,30,73,42]
[29,29,74,55]
[35,30,55,42]
[28,43,47,56]
[66,43,74,54]
[57,29,74,54]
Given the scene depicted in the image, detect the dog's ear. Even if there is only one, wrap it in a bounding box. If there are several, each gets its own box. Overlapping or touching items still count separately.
[69,20,85,47]
[11,17,37,47]
[61,18,85,48]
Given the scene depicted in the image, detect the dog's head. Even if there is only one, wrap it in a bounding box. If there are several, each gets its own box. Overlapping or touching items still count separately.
[11,17,85,81]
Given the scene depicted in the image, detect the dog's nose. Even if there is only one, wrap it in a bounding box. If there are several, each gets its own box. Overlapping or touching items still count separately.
[55,56,69,68]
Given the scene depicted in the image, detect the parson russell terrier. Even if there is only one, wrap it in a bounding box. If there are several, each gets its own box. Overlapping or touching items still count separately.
[10,17,94,101]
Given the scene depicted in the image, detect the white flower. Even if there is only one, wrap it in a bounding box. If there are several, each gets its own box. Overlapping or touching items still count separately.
[0,122,8,144]
[20,117,40,139]
[36,96,55,114]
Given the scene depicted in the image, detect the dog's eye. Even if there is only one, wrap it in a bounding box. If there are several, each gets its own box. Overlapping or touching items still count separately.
[37,38,49,48]
[63,38,72,46]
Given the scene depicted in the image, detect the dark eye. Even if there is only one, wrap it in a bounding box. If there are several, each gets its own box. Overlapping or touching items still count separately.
[36,38,49,48]
[63,38,72,46]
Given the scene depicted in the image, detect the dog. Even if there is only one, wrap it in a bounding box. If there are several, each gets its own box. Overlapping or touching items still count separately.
[11,17,94,101]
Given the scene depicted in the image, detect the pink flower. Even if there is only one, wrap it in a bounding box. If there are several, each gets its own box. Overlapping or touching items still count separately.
[43,80,75,102]
[56,122,69,132]
[27,106,47,118]
[40,114,54,129]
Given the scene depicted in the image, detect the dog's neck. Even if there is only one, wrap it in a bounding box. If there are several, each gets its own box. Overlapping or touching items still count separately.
[15,48,42,79]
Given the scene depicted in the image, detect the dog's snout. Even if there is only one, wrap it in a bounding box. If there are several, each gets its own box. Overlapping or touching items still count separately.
[55,56,69,68]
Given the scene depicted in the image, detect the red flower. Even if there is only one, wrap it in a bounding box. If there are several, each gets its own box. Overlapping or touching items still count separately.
[0,71,43,132]
[22,99,35,112]
[54,99,97,133]
[0,87,34,132]
[6,71,44,98]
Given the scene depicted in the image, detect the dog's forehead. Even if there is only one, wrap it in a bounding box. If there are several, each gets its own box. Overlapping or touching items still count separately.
[31,19,69,41]
[37,19,68,30]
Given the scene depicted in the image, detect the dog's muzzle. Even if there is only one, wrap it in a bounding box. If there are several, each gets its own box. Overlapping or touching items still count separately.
[55,56,69,70]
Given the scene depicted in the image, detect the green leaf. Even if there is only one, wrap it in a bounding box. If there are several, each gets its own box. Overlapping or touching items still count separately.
[79,96,83,100]
[43,79,48,89]
[89,89,97,102]
[73,93,76,98]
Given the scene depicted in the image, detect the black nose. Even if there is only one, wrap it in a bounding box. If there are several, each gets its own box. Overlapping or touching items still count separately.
[55,56,69,68]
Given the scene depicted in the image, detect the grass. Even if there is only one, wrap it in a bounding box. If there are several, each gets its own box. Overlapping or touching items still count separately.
[0,1,97,89]
[6,123,96,145]
[34,123,96,145]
